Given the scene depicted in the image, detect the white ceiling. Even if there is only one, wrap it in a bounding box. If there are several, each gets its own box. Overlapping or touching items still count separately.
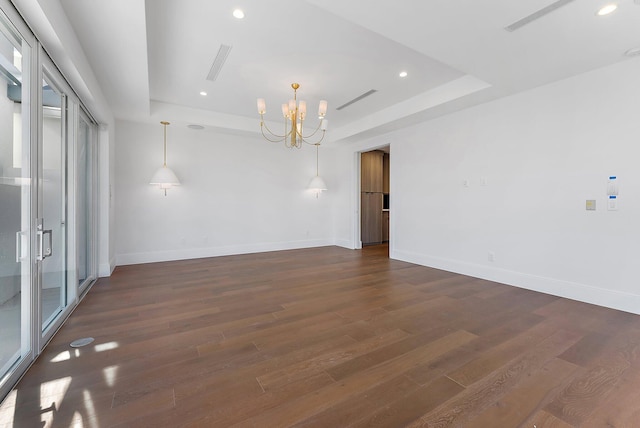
[58,0,640,144]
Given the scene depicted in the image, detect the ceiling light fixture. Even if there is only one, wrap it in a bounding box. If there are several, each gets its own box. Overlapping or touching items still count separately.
[257,83,328,149]
[200,91,207,96]
[596,3,618,15]
[308,143,327,197]
[233,9,245,19]
[150,121,180,196]
[399,71,408,78]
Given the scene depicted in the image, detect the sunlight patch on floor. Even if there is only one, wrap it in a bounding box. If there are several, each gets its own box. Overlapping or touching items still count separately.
[103,365,118,387]
[51,350,71,362]
[83,390,99,428]
[0,389,17,425]
[94,341,119,352]
[40,376,72,404]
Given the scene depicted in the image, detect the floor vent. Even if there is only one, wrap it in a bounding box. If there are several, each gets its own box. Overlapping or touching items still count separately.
[70,337,94,348]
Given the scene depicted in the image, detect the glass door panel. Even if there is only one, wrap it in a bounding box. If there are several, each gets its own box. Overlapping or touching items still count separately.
[40,72,67,333]
[0,10,31,386]
[77,114,93,292]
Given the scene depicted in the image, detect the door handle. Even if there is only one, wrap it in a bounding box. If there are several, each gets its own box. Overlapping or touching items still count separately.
[37,228,53,260]
[43,229,52,258]
[16,231,24,263]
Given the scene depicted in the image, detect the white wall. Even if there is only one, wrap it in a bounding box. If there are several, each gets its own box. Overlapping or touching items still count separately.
[334,58,640,315]
[114,120,334,265]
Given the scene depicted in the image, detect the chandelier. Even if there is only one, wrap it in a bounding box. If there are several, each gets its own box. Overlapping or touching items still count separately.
[257,83,328,148]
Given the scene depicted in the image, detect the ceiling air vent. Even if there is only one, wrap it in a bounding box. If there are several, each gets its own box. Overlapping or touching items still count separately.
[206,44,232,81]
[336,89,377,111]
[505,0,575,32]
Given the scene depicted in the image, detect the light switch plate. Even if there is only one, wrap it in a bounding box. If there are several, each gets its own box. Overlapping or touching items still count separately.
[586,200,596,211]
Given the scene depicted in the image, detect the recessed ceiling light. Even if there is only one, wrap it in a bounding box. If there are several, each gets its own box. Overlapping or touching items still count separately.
[596,3,617,15]
[399,71,408,78]
[188,124,205,130]
[233,9,245,19]
[200,91,207,96]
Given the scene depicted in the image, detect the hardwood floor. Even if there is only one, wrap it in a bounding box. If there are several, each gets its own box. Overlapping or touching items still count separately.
[2,245,640,427]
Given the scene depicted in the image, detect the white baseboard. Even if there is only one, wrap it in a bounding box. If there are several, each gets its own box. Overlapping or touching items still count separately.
[98,257,116,277]
[333,238,355,249]
[116,239,335,266]
[392,249,640,316]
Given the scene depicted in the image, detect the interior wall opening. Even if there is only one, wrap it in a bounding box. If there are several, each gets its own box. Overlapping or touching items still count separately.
[359,145,390,256]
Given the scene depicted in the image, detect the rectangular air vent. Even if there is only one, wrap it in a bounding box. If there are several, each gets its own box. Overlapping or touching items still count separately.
[336,89,377,111]
[206,44,232,81]
[505,0,575,32]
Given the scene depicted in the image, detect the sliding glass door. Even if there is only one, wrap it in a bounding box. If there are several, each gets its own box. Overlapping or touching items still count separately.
[0,4,32,396]
[39,68,69,335]
[0,1,99,402]
[77,111,96,294]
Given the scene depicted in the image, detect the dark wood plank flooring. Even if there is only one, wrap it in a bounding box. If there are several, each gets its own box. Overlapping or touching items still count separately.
[2,245,640,427]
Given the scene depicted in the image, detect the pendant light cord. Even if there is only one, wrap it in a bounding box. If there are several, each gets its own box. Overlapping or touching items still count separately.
[161,121,170,167]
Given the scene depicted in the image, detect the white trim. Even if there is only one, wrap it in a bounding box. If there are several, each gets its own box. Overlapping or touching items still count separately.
[333,238,354,249]
[116,239,335,266]
[391,249,640,315]
[98,257,116,277]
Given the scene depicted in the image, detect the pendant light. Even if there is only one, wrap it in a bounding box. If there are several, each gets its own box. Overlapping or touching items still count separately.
[150,121,180,196]
[308,143,327,198]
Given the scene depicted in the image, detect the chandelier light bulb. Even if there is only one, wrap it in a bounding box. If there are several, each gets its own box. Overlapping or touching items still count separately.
[257,98,266,114]
[298,100,307,118]
[318,100,327,117]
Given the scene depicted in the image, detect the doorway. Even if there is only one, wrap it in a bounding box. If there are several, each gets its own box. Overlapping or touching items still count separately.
[359,146,390,251]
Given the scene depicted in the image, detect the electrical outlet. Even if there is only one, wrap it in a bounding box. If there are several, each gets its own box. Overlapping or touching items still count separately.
[488,251,495,262]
